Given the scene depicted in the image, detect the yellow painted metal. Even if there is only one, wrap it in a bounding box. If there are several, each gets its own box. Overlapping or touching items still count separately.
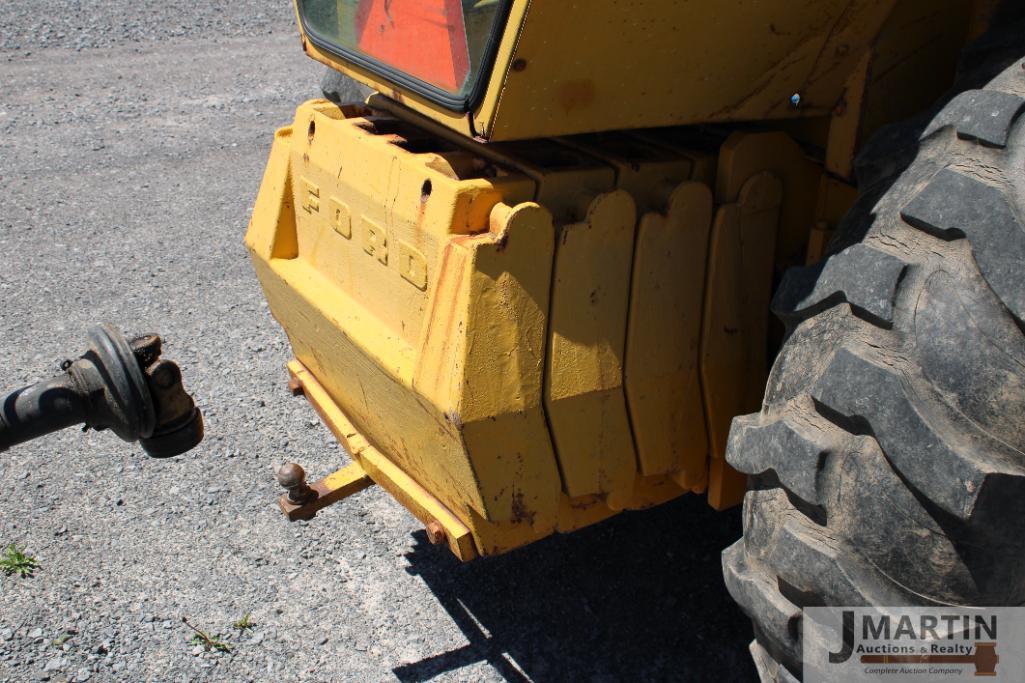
[857,0,974,150]
[484,0,902,140]
[805,223,834,267]
[250,0,1006,559]
[703,132,819,509]
[289,360,478,560]
[248,100,568,556]
[714,131,821,271]
[322,463,373,496]
[807,176,859,265]
[477,135,728,519]
[555,133,715,493]
[827,52,872,181]
[701,148,787,510]
[297,0,902,141]
[626,182,714,490]
[250,94,835,555]
[249,100,714,556]
[818,1,975,182]
[557,133,693,210]
[487,140,616,223]
[968,0,1003,40]
[544,190,638,510]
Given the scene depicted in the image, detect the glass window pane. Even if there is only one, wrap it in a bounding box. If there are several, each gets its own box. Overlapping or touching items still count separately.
[298,0,502,99]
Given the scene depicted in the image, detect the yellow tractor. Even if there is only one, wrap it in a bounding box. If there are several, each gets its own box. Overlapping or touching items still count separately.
[246,1,1025,678]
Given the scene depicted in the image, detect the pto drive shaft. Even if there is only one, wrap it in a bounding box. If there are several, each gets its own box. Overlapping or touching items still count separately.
[0,324,203,457]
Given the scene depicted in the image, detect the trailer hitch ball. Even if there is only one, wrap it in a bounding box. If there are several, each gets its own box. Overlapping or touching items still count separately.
[0,324,204,457]
[276,463,316,505]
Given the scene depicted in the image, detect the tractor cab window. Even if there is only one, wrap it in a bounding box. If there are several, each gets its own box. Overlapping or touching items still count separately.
[298,0,506,106]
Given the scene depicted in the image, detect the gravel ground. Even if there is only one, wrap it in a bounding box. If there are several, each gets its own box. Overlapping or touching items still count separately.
[0,3,755,681]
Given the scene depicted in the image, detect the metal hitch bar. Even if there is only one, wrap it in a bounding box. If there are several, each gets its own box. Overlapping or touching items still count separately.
[274,360,478,561]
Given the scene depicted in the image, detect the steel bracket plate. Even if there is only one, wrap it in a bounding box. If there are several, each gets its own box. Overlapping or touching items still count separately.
[286,360,479,561]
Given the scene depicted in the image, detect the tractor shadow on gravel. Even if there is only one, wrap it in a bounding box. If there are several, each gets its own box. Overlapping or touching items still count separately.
[396,494,755,682]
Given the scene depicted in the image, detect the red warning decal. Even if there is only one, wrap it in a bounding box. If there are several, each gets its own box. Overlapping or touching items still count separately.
[356,0,471,92]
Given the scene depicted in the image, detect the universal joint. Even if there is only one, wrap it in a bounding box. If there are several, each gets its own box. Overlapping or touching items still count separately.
[0,324,203,458]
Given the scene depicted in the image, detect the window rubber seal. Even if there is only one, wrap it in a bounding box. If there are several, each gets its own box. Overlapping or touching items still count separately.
[297,0,515,113]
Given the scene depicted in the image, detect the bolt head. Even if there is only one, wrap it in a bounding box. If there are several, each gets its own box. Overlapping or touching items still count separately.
[276,463,306,489]
[426,520,446,545]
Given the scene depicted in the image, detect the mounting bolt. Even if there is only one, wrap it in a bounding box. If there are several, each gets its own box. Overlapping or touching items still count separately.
[277,463,317,505]
[425,520,446,545]
[287,376,304,396]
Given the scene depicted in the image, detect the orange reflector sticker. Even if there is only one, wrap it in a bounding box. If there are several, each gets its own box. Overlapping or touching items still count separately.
[356,0,471,92]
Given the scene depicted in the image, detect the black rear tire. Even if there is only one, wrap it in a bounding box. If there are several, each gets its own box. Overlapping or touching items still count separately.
[722,37,1025,682]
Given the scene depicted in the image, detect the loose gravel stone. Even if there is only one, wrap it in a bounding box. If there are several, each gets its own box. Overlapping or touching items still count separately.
[42,658,64,672]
